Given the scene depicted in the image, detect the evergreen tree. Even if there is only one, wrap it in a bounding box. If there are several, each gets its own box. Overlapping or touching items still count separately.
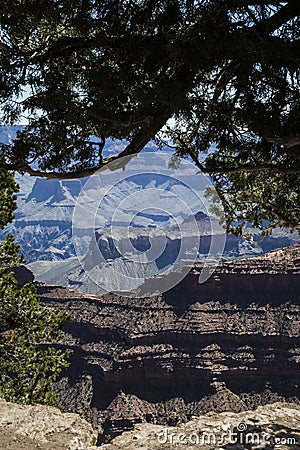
[0,1,299,233]
[0,170,69,405]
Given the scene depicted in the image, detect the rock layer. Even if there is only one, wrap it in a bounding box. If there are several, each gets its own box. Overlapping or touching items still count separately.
[35,244,300,438]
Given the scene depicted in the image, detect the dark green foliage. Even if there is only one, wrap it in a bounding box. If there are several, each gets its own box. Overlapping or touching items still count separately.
[0,175,69,405]
[0,171,19,230]
[0,1,299,233]
[0,267,69,405]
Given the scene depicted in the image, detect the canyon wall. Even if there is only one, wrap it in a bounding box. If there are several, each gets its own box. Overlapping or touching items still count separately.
[35,244,300,440]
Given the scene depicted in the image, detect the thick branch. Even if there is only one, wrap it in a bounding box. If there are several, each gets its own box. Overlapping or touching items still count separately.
[0,114,170,179]
[250,0,300,36]
[188,151,300,175]
[208,165,300,175]
[267,135,300,149]
[204,164,300,175]
[0,162,102,180]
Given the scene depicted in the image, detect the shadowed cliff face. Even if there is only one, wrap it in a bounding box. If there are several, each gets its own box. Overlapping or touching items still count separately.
[35,244,300,437]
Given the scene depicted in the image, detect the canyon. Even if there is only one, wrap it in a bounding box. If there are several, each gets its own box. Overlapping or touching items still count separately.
[18,243,299,442]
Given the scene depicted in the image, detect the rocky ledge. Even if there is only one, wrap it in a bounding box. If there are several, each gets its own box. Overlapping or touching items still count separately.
[0,399,299,449]
[101,401,300,449]
[0,398,97,450]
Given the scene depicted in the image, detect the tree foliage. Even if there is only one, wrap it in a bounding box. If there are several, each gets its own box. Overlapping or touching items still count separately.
[0,176,69,405]
[0,171,19,229]
[0,0,299,233]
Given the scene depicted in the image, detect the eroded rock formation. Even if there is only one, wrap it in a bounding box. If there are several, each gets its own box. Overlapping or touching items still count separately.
[35,244,300,439]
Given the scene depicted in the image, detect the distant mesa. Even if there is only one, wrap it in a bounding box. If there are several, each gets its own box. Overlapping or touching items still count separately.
[26,178,85,204]
[185,210,209,222]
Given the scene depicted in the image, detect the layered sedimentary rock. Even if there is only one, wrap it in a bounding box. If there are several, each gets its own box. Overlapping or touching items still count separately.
[35,244,300,439]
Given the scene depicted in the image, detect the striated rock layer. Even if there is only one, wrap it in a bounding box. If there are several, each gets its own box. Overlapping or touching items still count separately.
[35,244,300,440]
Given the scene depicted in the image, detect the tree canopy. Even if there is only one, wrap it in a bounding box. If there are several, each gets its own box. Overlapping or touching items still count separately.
[0,0,299,234]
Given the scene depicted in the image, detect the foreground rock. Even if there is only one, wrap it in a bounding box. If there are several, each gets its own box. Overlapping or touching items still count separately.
[101,402,300,449]
[0,398,97,450]
[1,399,299,449]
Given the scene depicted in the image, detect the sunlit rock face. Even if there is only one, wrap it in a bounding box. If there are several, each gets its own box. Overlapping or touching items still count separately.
[100,402,300,449]
[1,398,299,449]
[0,397,97,450]
[23,188,299,295]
